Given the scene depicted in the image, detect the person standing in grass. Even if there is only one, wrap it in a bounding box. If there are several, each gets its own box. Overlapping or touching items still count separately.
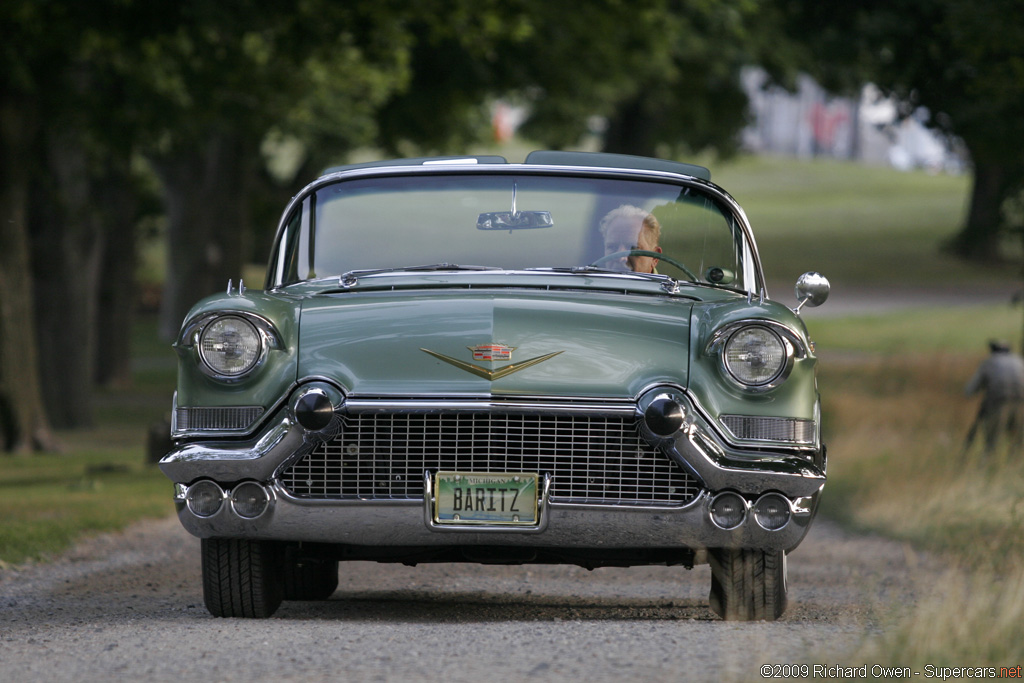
[964,340,1024,452]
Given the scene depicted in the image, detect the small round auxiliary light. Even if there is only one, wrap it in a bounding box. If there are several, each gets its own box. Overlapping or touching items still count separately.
[294,388,335,431]
[231,482,270,519]
[709,491,747,530]
[644,395,685,436]
[753,493,792,531]
[186,480,224,517]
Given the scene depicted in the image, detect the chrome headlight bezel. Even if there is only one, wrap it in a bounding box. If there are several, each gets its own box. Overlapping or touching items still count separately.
[707,320,805,391]
[178,311,281,382]
[198,315,263,378]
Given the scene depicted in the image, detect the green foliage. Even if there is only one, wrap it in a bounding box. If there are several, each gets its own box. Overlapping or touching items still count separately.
[780,0,1024,259]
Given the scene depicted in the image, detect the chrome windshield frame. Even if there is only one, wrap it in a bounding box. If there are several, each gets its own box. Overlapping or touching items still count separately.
[265,163,767,298]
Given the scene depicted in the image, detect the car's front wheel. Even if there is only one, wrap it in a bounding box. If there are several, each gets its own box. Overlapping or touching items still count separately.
[201,538,284,618]
[708,548,787,621]
[283,556,339,601]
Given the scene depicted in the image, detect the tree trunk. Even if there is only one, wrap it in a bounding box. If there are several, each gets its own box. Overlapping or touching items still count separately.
[0,98,58,452]
[151,132,255,341]
[602,95,659,158]
[948,159,1019,262]
[29,132,106,429]
[95,164,140,389]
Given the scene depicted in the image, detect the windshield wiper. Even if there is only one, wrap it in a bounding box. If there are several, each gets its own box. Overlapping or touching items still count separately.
[338,264,502,287]
[525,266,664,279]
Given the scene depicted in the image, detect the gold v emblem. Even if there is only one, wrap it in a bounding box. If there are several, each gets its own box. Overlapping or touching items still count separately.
[421,348,563,381]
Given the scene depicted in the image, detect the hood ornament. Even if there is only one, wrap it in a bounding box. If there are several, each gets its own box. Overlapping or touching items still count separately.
[422,346,563,381]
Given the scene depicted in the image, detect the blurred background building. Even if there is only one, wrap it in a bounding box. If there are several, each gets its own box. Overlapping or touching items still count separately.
[741,68,965,173]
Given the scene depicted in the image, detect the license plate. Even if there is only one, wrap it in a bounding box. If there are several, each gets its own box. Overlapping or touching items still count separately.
[434,472,539,526]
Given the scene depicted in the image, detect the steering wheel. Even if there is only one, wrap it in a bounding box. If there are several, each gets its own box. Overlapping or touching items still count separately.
[590,250,698,281]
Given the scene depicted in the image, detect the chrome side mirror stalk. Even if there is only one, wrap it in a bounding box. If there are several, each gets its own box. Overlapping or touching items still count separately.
[793,272,830,315]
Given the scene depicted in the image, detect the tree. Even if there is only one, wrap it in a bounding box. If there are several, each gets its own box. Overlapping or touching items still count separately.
[0,96,54,451]
[0,1,66,448]
[130,2,414,339]
[373,0,799,164]
[779,0,1024,261]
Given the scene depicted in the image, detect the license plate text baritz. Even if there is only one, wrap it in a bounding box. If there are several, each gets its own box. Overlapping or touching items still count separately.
[451,485,523,513]
[435,472,538,525]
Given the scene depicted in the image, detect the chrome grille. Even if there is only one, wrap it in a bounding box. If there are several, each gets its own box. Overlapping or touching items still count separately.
[279,412,700,505]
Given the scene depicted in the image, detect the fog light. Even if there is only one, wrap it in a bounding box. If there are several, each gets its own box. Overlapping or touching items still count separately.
[186,480,224,517]
[231,482,270,519]
[709,492,747,530]
[753,493,792,531]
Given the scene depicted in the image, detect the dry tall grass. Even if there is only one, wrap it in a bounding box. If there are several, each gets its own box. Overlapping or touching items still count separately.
[819,351,1024,664]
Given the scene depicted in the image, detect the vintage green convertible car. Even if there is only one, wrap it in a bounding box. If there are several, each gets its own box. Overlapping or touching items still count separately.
[160,151,829,620]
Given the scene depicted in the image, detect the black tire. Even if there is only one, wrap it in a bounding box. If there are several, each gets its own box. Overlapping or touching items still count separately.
[708,548,788,621]
[201,538,284,618]
[283,558,339,601]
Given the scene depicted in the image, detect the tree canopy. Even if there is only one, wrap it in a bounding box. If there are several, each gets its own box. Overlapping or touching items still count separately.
[5,0,1021,450]
[778,0,1024,260]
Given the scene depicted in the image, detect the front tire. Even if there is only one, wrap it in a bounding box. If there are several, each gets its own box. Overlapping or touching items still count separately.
[283,557,339,601]
[708,548,787,621]
[201,538,284,618]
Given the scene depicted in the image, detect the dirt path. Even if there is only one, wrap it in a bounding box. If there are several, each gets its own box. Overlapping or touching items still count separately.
[0,513,938,682]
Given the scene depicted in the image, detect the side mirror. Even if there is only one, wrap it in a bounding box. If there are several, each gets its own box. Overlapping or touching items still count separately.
[794,272,830,314]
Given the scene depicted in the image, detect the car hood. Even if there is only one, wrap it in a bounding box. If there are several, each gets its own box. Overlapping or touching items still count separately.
[297,289,693,398]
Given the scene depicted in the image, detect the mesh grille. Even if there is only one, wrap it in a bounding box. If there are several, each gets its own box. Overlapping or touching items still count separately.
[279,412,700,506]
[720,415,815,444]
[176,406,264,432]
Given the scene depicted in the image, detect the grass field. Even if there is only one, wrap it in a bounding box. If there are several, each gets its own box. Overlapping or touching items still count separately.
[810,307,1024,665]
[2,155,1023,662]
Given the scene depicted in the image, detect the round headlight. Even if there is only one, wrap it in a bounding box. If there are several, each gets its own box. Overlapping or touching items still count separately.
[230,482,270,519]
[723,326,786,386]
[753,493,792,531]
[199,316,262,377]
[709,491,747,530]
[186,480,224,517]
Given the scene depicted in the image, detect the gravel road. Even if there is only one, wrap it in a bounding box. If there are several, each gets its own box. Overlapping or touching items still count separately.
[0,512,939,683]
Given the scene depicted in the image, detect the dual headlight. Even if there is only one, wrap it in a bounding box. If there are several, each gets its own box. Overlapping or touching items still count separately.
[718,323,797,388]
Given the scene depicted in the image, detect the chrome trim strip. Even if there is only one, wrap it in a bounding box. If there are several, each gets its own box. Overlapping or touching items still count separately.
[343,397,637,416]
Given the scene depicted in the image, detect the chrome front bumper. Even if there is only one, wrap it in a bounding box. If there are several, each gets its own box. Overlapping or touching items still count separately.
[171,482,820,552]
[160,391,825,553]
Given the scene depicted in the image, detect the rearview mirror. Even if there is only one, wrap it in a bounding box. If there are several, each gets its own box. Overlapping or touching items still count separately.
[794,271,830,314]
[477,211,554,231]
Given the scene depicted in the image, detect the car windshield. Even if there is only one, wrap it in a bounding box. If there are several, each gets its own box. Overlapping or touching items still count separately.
[270,172,754,290]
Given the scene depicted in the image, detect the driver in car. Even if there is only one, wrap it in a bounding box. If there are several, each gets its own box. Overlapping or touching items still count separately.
[598,205,662,273]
